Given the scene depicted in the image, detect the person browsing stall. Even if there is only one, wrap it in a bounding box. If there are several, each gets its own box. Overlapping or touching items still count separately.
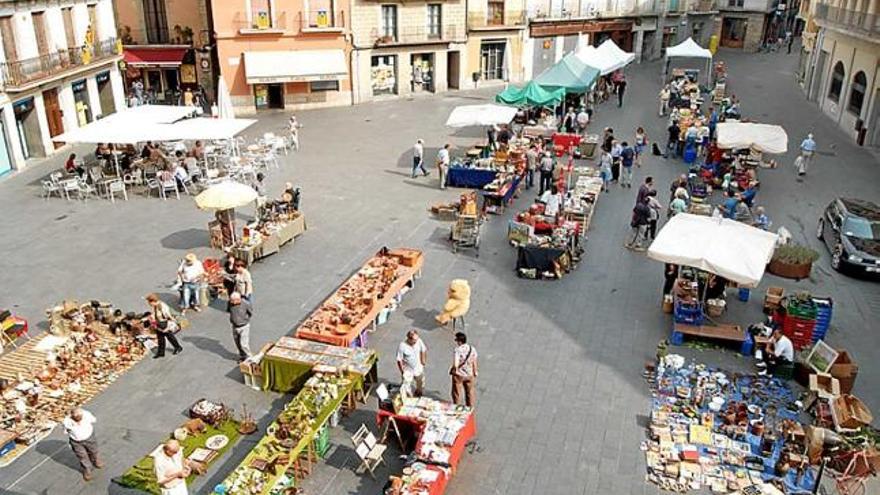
[451,332,478,407]
[525,144,538,190]
[63,408,103,481]
[153,439,193,495]
[757,328,794,376]
[539,151,555,194]
[436,144,450,190]
[539,185,563,218]
[234,261,253,303]
[397,330,427,396]
[177,253,204,314]
[227,292,253,362]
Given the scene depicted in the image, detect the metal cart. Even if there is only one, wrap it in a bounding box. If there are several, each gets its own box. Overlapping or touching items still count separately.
[450,214,481,257]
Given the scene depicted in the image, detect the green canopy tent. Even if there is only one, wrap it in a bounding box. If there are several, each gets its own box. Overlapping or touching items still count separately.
[534,54,600,93]
[495,81,565,107]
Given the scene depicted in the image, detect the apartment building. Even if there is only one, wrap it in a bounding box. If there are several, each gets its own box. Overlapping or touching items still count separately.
[0,0,124,175]
[113,0,215,104]
[807,0,879,147]
[525,0,717,78]
[349,0,467,102]
[212,0,351,114]
[465,0,528,87]
[716,0,779,50]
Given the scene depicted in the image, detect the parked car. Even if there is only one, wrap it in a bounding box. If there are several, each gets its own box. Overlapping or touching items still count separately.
[816,198,880,275]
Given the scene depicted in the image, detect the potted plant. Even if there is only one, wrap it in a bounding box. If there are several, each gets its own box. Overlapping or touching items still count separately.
[768,243,820,279]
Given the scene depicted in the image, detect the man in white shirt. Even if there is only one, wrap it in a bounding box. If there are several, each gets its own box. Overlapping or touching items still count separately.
[576,108,590,135]
[539,185,562,218]
[177,253,204,313]
[396,330,427,396]
[153,439,192,495]
[758,329,794,376]
[411,139,428,178]
[436,144,451,190]
[63,408,102,480]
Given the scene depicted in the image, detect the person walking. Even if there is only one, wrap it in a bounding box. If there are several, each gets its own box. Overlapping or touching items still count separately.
[437,144,450,190]
[616,76,627,107]
[227,292,253,362]
[234,261,253,304]
[146,294,183,358]
[620,141,635,188]
[599,150,613,193]
[411,139,429,178]
[798,133,816,176]
[646,191,662,240]
[539,151,555,194]
[450,332,478,407]
[154,439,193,495]
[611,140,623,183]
[562,108,576,133]
[634,127,648,167]
[397,330,427,396]
[63,408,102,481]
[659,86,671,117]
[177,253,204,314]
[525,144,538,190]
[666,121,681,158]
[626,198,651,251]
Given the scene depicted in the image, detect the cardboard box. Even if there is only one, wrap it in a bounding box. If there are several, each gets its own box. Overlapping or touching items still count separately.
[832,394,873,429]
[830,350,859,394]
[808,373,840,399]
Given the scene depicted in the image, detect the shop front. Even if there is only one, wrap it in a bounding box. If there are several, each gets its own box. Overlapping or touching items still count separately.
[72,79,92,126]
[721,16,747,48]
[0,110,12,176]
[122,46,189,104]
[371,54,398,96]
[243,50,348,111]
[411,53,434,93]
[96,71,116,116]
[13,97,43,160]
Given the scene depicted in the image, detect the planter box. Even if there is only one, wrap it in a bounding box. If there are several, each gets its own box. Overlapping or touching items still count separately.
[768,258,813,279]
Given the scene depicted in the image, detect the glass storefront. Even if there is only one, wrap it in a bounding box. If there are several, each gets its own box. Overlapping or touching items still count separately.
[371,55,397,96]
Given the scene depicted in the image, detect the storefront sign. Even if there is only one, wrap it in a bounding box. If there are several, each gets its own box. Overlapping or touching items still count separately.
[530,19,632,37]
[181,64,196,84]
[248,74,343,84]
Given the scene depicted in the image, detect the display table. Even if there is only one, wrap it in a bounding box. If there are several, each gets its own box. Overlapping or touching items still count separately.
[522,124,556,138]
[261,337,377,394]
[294,248,424,347]
[378,397,476,494]
[219,374,355,494]
[552,133,581,156]
[481,174,522,214]
[230,214,307,266]
[671,322,752,355]
[117,419,241,495]
[445,167,498,189]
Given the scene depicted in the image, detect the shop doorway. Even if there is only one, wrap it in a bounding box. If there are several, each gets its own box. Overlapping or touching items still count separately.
[480,41,506,81]
[14,98,44,160]
[371,55,398,96]
[97,71,116,116]
[721,18,746,48]
[411,53,434,93]
[0,111,12,176]
[447,51,460,90]
[42,88,64,149]
[254,84,284,110]
[72,80,92,126]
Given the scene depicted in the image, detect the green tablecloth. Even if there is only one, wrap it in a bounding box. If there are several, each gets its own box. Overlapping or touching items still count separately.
[262,353,377,393]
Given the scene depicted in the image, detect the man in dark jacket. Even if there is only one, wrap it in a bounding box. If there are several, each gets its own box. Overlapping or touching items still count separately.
[626,198,652,251]
[227,292,253,361]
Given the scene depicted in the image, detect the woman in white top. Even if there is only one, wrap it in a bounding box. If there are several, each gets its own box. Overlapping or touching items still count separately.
[154,440,192,495]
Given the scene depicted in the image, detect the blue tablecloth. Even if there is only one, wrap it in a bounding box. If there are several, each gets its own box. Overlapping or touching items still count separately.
[446,167,498,188]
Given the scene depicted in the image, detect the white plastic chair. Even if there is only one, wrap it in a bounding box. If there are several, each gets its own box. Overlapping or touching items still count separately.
[77,179,96,201]
[160,177,179,200]
[61,179,80,201]
[107,179,127,202]
[42,180,61,200]
[145,178,161,197]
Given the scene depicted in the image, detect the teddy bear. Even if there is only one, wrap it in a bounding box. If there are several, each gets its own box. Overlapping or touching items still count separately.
[435,279,471,325]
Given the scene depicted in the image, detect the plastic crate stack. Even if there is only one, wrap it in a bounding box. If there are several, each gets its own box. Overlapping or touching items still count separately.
[783,298,818,350]
[811,297,833,343]
[674,300,704,325]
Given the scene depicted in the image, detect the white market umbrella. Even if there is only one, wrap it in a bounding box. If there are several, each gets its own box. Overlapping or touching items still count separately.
[716,122,789,154]
[194,181,258,210]
[647,214,779,288]
[217,77,235,119]
[445,104,517,128]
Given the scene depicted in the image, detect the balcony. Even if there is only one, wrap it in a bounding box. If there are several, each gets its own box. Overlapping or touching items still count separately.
[814,4,880,36]
[0,38,120,90]
[369,25,463,46]
[233,11,290,34]
[468,11,528,30]
[688,0,717,12]
[529,2,659,19]
[299,10,346,32]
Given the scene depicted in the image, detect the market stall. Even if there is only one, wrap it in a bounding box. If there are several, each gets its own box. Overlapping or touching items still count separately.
[444,104,517,128]
[0,301,147,466]
[663,37,714,85]
[218,372,355,494]
[495,81,565,107]
[380,396,476,494]
[574,39,635,76]
[534,54,600,94]
[294,248,424,348]
[258,337,377,395]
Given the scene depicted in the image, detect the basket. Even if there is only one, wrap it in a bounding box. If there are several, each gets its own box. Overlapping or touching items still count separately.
[706,299,726,317]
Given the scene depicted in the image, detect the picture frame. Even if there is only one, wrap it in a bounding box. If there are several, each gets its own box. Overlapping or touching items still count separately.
[805,340,838,374]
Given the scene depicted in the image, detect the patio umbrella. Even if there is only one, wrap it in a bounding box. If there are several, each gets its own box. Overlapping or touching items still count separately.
[217,77,235,119]
[194,181,258,210]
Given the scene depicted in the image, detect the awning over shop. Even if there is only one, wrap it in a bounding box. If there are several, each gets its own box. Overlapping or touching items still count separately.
[123,47,188,67]
[243,50,347,84]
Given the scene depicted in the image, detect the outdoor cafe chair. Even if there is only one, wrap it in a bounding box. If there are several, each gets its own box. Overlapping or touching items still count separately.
[107,179,128,203]
[159,177,180,200]
[60,179,80,201]
[41,180,61,200]
[145,178,161,197]
[76,179,97,201]
[49,171,64,183]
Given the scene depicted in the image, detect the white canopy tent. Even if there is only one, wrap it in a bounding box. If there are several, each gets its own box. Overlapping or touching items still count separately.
[647,213,779,288]
[663,37,713,85]
[575,39,635,75]
[716,122,789,154]
[53,105,198,144]
[445,104,518,128]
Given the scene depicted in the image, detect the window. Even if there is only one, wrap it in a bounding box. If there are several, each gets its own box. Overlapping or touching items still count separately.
[251,0,274,29]
[310,80,339,92]
[828,61,844,103]
[727,0,744,6]
[0,16,17,62]
[142,0,169,43]
[427,4,441,38]
[381,5,397,39]
[848,71,867,115]
[306,0,336,28]
[488,0,504,25]
[480,41,505,80]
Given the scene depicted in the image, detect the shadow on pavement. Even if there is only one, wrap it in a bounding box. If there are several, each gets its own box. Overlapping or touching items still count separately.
[160,228,210,250]
[34,439,80,473]
[182,335,240,361]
